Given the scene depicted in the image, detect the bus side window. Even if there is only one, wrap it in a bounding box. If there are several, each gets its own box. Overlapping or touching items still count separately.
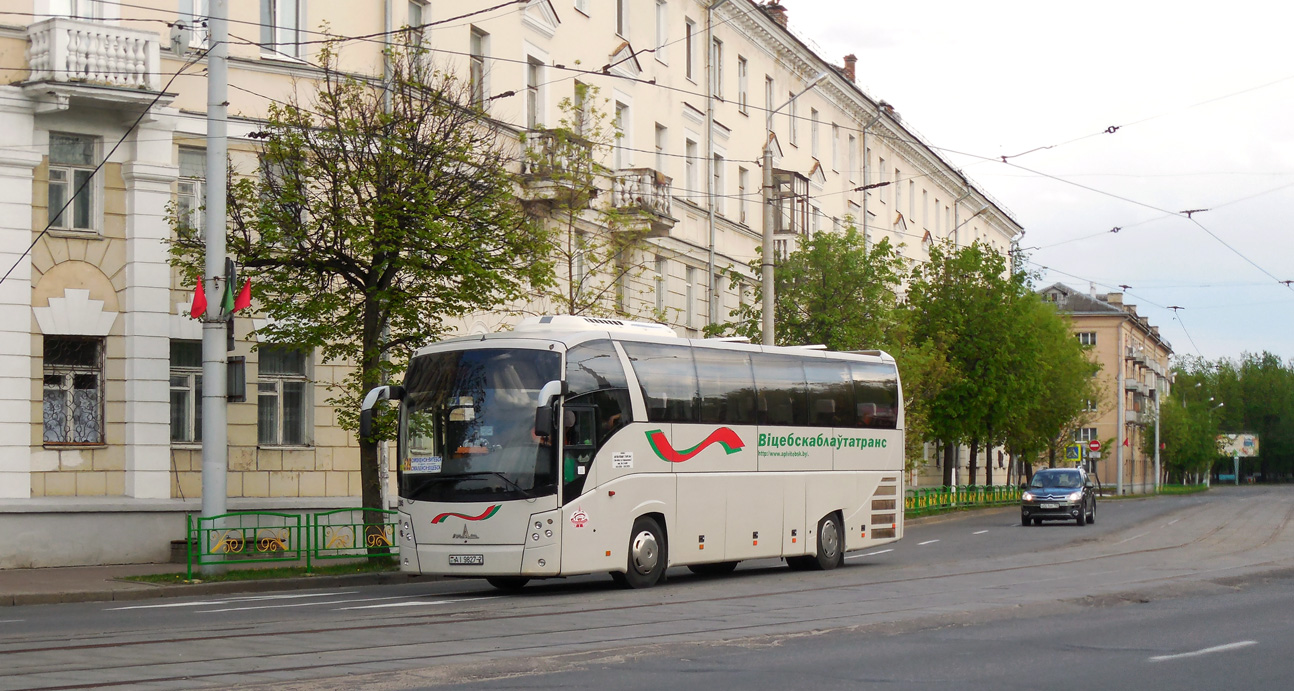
[694,348,757,425]
[850,361,899,429]
[751,353,807,426]
[623,342,699,423]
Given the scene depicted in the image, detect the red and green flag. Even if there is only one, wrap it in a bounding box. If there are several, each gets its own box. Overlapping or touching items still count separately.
[220,278,252,315]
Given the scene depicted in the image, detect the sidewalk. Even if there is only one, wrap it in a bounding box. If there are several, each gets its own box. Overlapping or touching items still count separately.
[0,562,417,607]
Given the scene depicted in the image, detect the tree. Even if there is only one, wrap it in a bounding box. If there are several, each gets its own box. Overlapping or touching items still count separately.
[170,42,553,515]
[517,83,659,319]
[708,228,906,350]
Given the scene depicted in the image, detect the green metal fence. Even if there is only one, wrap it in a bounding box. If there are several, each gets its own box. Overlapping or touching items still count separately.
[186,509,399,579]
[905,485,1022,517]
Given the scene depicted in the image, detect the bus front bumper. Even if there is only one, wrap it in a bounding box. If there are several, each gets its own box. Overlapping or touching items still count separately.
[403,541,562,578]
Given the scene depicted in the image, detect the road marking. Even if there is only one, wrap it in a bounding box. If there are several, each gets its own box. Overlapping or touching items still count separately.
[1167,519,1181,526]
[1150,641,1256,662]
[107,591,357,611]
[845,549,893,560]
[0,619,23,624]
[918,539,939,546]
[199,594,415,613]
[336,596,496,611]
[1115,532,1150,545]
[973,530,989,535]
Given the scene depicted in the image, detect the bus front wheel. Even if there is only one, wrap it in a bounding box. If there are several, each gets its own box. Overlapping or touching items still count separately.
[618,516,667,589]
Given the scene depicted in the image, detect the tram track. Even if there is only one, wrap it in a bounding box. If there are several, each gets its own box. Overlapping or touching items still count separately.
[4,490,1294,691]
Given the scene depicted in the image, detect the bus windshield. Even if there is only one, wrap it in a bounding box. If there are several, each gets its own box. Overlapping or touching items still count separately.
[399,348,561,503]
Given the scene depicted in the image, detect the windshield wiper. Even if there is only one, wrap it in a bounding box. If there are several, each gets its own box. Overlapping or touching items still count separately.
[454,471,538,499]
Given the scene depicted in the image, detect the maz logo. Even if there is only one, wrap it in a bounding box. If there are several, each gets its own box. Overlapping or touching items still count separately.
[646,428,745,463]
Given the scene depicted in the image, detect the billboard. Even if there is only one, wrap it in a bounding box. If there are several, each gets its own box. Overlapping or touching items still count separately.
[1218,433,1259,457]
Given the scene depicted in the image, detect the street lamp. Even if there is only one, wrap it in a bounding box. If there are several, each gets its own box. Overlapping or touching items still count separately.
[949,205,989,244]
[762,71,829,345]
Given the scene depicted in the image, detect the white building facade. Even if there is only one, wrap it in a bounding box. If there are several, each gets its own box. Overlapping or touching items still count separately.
[0,0,1019,567]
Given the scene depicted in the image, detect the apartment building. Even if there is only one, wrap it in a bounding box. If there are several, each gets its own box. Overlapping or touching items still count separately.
[1040,283,1173,494]
[0,0,1019,566]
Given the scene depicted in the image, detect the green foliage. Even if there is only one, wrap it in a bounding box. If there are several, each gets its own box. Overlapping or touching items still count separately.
[169,42,554,510]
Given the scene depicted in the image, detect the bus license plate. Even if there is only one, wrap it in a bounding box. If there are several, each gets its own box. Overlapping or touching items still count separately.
[449,554,484,566]
[1040,503,1058,509]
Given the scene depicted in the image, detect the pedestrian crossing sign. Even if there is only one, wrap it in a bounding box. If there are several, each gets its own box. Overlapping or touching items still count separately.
[1066,444,1082,461]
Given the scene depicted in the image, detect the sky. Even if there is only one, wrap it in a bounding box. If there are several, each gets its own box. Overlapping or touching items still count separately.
[786,0,1294,363]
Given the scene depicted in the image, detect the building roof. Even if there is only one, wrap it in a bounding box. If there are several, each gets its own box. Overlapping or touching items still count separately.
[1038,283,1173,354]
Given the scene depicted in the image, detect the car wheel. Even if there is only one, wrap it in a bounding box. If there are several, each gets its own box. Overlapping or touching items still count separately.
[1076,507,1086,526]
[1021,514,1030,527]
[1032,517,1041,526]
[485,576,529,591]
[688,561,739,576]
[1087,501,1096,525]
[810,513,844,570]
[620,516,667,589]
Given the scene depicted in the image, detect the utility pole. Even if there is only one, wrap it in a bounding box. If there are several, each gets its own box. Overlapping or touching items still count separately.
[200,0,229,548]
[761,73,827,345]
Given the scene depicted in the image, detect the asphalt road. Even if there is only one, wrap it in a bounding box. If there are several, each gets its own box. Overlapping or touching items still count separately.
[2,485,1292,690]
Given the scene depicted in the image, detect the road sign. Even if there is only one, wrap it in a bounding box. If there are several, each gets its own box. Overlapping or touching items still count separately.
[1087,439,1102,452]
[1065,444,1082,461]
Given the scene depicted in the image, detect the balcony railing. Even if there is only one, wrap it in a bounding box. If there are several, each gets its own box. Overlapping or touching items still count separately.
[27,18,162,91]
[611,168,672,219]
[519,129,592,180]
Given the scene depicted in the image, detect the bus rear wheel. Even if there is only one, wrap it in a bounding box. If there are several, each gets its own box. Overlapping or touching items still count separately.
[486,576,529,591]
[619,516,667,589]
[811,513,844,571]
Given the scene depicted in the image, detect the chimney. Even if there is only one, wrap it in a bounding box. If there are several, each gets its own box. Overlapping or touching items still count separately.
[1106,292,1123,306]
[764,1,788,27]
[842,54,857,83]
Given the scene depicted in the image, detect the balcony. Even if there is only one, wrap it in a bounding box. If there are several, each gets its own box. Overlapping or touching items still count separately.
[24,18,163,112]
[1124,410,1144,426]
[518,129,594,204]
[611,168,675,234]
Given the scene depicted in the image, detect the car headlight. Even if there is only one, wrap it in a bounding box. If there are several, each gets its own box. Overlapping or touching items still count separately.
[1022,491,1034,501]
[1067,491,1084,502]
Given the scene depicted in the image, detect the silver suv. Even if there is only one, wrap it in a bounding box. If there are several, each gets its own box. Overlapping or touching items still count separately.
[1021,468,1096,526]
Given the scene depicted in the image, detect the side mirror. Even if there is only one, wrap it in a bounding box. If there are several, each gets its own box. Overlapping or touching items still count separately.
[534,405,554,437]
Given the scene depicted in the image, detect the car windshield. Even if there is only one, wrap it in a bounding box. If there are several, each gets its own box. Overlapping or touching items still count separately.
[399,347,561,502]
[1030,470,1083,489]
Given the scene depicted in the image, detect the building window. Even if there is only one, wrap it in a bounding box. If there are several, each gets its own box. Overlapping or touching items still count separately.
[176,147,206,238]
[1085,399,1099,412]
[616,0,630,36]
[710,37,723,98]
[258,345,310,446]
[810,109,819,158]
[877,157,886,203]
[48,133,97,232]
[407,0,427,45]
[655,256,667,314]
[1077,332,1097,346]
[764,77,774,127]
[712,152,725,216]
[684,138,698,203]
[847,135,857,183]
[736,56,747,114]
[170,340,203,444]
[260,0,303,59]
[909,180,916,218]
[525,57,543,129]
[51,0,104,19]
[684,18,695,80]
[788,93,797,146]
[737,166,748,225]
[831,124,839,171]
[469,27,488,108]
[178,0,210,47]
[654,124,667,174]
[686,266,697,328]
[655,0,668,61]
[575,0,589,14]
[43,337,104,444]
[613,101,630,170]
[894,168,903,211]
[1073,427,1098,443]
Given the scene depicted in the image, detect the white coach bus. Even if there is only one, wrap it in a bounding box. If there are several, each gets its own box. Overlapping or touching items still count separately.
[361,315,904,590]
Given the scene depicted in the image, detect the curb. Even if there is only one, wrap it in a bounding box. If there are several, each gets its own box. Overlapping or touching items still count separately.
[4,571,433,608]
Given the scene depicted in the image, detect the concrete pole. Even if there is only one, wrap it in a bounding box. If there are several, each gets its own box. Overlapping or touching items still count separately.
[1153,389,1161,493]
[201,0,229,532]
[761,136,774,344]
[1116,327,1125,495]
[705,1,730,327]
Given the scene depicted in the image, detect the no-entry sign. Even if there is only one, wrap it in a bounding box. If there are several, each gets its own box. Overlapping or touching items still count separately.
[1088,439,1102,453]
